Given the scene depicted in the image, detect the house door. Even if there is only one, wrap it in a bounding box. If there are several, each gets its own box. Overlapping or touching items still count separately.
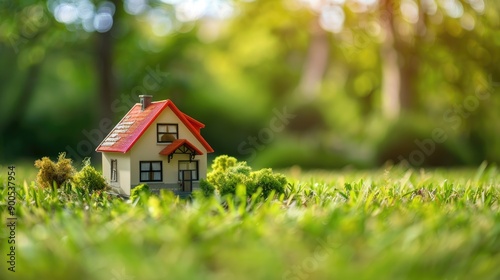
[179,170,192,192]
[178,161,198,192]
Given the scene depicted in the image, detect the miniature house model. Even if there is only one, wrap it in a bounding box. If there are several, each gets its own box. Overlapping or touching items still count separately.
[96,95,213,196]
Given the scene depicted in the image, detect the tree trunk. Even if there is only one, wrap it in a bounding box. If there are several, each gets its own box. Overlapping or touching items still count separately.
[380,0,401,119]
[399,48,419,110]
[95,29,115,123]
[2,61,43,132]
[95,0,121,123]
[298,18,330,99]
[379,0,422,118]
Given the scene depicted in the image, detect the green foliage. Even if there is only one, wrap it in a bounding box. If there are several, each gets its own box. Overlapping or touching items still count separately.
[130,183,150,202]
[251,168,287,197]
[199,179,215,197]
[207,155,250,196]
[73,158,107,192]
[211,155,238,172]
[34,152,76,189]
[217,169,255,197]
[206,155,287,198]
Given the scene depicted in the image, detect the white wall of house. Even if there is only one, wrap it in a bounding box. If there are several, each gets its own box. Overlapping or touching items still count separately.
[102,152,131,195]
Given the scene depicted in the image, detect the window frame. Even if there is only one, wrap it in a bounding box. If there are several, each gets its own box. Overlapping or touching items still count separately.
[110,159,118,182]
[139,161,163,182]
[157,123,179,143]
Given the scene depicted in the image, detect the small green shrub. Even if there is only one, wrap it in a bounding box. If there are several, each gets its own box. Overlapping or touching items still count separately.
[251,168,287,197]
[130,184,150,202]
[206,155,239,186]
[73,159,107,192]
[200,179,215,197]
[218,171,253,197]
[205,155,287,198]
[34,153,76,189]
[211,155,238,172]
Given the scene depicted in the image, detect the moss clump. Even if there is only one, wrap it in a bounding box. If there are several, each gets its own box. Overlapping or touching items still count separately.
[73,158,107,192]
[34,153,76,189]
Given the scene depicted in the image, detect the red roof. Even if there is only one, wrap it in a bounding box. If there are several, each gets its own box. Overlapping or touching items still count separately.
[183,114,205,133]
[96,100,213,153]
[159,139,204,156]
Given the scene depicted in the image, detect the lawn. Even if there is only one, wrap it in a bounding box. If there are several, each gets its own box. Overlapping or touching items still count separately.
[1,163,500,280]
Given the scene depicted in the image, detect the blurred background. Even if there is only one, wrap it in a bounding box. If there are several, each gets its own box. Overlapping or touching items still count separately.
[0,0,499,169]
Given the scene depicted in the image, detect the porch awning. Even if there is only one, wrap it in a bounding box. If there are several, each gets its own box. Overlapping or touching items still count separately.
[159,139,203,162]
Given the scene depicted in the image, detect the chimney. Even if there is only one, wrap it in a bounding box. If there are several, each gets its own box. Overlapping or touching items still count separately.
[139,95,152,111]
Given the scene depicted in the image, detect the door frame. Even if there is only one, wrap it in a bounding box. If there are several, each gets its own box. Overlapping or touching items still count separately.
[178,160,198,192]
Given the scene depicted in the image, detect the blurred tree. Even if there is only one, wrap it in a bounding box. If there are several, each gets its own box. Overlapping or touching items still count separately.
[0,1,48,134]
[95,0,119,122]
[1,0,499,168]
[298,0,490,118]
[298,18,329,99]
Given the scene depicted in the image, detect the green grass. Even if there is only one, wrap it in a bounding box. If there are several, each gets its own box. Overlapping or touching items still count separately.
[1,164,500,280]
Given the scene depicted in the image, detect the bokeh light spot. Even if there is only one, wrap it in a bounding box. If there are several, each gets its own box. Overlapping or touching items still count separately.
[147,8,173,36]
[401,0,419,24]
[319,5,345,33]
[125,0,148,15]
[94,13,113,33]
[175,0,208,22]
[55,3,79,24]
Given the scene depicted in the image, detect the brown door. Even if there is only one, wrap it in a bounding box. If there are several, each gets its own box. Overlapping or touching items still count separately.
[179,161,198,192]
[180,170,192,192]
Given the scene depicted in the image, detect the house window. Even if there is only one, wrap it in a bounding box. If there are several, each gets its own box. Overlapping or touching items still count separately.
[178,160,198,181]
[111,159,118,182]
[140,161,162,182]
[157,124,178,143]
